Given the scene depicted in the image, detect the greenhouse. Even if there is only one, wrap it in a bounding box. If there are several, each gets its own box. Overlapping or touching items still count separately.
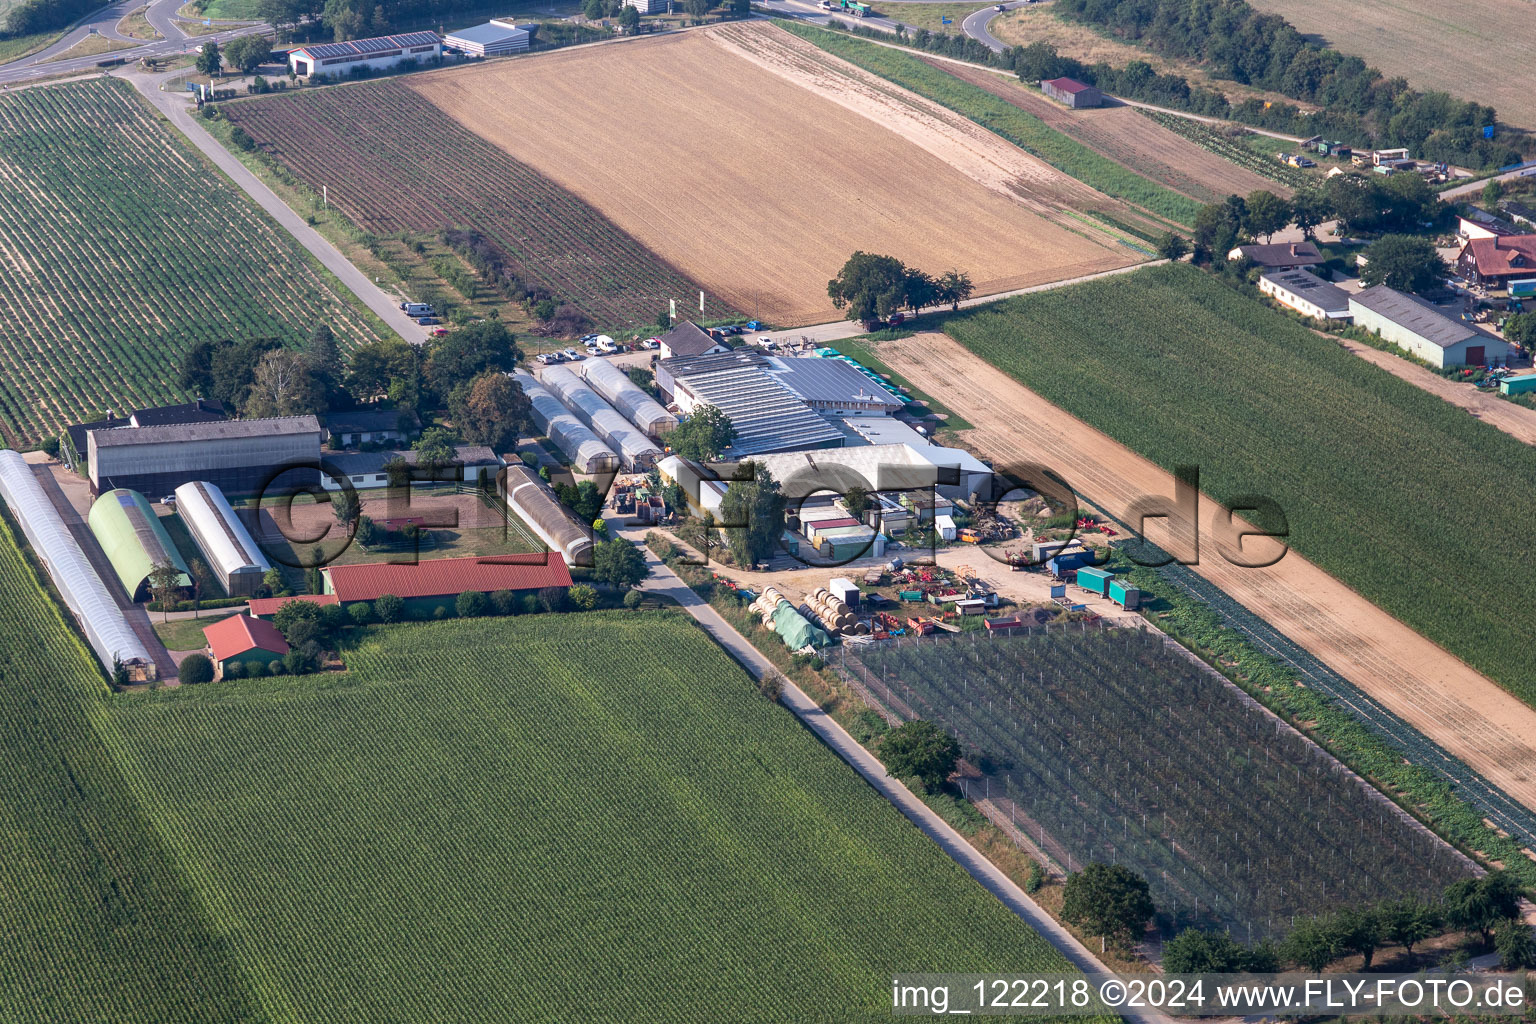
[541,366,662,471]
[173,480,271,597]
[87,488,191,602]
[503,463,595,566]
[577,358,678,438]
[514,371,619,475]
[0,450,155,678]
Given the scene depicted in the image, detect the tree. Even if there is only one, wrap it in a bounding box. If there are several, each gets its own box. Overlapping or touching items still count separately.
[617,3,638,29]
[1380,897,1442,955]
[1483,178,1505,212]
[1281,917,1339,972]
[411,426,458,476]
[1155,232,1190,261]
[306,323,343,397]
[933,269,974,311]
[348,601,373,625]
[1443,872,1526,946]
[828,251,909,325]
[902,267,940,313]
[569,583,599,609]
[878,719,960,791]
[1333,905,1383,969]
[355,514,380,548]
[1360,234,1447,292]
[1497,920,1536,969]
[187,556,212,616]
[196,41,222,77]
[424,317,518,398]
[274,598,325,647]
[346,337,418,405]
[179,653,215,683]
[147,560,184,620]
[843,484,870,521]
[456,590,487,617]
[682,0,714,18]
[670,405,735,461]
[1163,928,1271,973]
[1243,190,1290,242]
[223,33,271,73]
[1060,864,1156,949]
[261,566,285,597]
[332,488,361,531]
[1289,184,1332,240]
[451,371,530,454]
[375,593,403,623]
[1502,311,1536,352]
[539,586,567,612]
[719,461,784,566]
[243,348,325,417]
[593,537,649,589]
[581,0,602,17]
[1192,198,1244,261]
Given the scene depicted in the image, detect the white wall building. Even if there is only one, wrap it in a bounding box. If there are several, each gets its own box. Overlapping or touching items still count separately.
[443,20,530,57]
[1258,269,1352,321]
[289,31,441,77]
[1348,285,1507,368]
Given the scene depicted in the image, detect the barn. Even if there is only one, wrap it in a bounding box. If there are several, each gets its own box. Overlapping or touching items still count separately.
[1258,270,1352,321]
[1348,285,1506,369]
[321,553,573,616]
[203,614,290,677]
[289,31,441,77]
[658,321,729,361]
[88,488,192,603]
[87,415,323,498]
[173,480,272,597]
[1040,77,1102,108]
[443,20,531,56]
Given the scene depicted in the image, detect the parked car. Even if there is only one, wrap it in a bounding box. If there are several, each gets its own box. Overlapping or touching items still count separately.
[431,327,449,337]
[642,338,660,349]
[994,4,1005,11]
[416,316,440,326]
[159,495,176,507]
[563,348,583,360]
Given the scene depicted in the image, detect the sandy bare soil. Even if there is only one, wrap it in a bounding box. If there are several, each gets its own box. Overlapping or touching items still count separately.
[933,60,1288,202]
[878,331,1536,814]
[1245,0,1536,133]
[408,25,1136,326]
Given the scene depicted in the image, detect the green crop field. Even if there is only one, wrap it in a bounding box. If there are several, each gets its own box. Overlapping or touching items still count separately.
[839,629,1472,939]
[0,521,261,1022]
[780,22,1201,228]
[76,613,1077,1022]
[944,262,1536,708]
[0,79,383,446]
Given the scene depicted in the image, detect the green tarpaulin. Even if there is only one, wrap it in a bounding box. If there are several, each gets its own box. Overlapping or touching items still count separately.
[770,600,833,651]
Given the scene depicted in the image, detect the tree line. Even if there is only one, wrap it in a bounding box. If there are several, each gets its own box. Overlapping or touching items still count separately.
[827,252,974,326]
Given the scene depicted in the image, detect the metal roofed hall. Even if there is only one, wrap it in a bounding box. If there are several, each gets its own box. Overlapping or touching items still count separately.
[87,488,191,602]
[674,363,845,457]
[1348,285,1478,349]
[88,415,323,447]
[513,370,619,474]
[297,31,439,60]
[173,480,272,597]
[540,366,662,470]
[763,356,904,413]
[323,552,573,603]
[576,358,678,437]
[0,450,154,678]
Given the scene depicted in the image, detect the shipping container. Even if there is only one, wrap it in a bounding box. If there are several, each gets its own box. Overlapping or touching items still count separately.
[1501,372,1536,396]
[1076,565,1114,596]
[1108,579,1141,610]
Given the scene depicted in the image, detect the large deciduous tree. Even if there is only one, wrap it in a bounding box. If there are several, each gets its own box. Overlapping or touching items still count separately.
[243,348,325,417]
[1061,863,1156,950]
[878,719,959,791]
[1359,234,1446,292]
[828,251,909,325]
[718,461,784,566]
[1243,190,1290,242]
[669,405,735,461]
[451,371,530,454]
[593,537,649,589]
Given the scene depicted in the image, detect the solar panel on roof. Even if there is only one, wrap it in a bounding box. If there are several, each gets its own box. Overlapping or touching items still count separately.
[302,31,437,59]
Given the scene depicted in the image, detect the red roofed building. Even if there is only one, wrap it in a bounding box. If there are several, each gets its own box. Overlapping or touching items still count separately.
[1040,77,1102,108]
[247,594,339,619]
[203,613,290,676]
[1458,234,1536,287]
[321,553,572,615]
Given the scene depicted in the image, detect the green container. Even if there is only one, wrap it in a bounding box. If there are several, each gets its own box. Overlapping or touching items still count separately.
[898,590,923,601]
[1076,566,1113,596]
[1108,579,1141,610]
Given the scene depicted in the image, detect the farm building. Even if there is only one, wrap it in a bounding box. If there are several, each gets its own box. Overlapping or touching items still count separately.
[576,358,678,437]
[658,321,730,361]
[1501,200,1536,228]
[1228,241,1322,269]
[763,356,904,416]
[752,443,992,502]
[1458,210,1523,241]
[87,488,192,602]
[0,450,155,679]
[248,593,338,618]
[837,415,931,448]
[1348,285,1506,368]
[540,366,662,470]
[658,350,845,457]
[1258,269,1352,320]
[513,370,619,473]
[320,444,503,491]
[324,408,418,448]
[321,553,572,615]
[1457,234,1536,288]
[1040,77,1101,108]
[288,31,441,77]
[443,20,531,56]
[87,415,323,498]
[622,0,667,11]
[173,480,271,597]
[203,614,290,676]
[63,398,227,475]
[503,463,595,566]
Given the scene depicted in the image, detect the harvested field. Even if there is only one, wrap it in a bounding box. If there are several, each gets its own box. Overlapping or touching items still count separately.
[932,60,1288,202]
[875,329,1536,818]
[406,23,1137,326]
[1245,0,1536,132]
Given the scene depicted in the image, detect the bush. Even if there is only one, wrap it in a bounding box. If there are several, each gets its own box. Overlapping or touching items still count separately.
[491,589,517,615]
[179,653,214,684]
[375,593,403,623]
[521,593,541,614]
[432,604,450,620]
[456,590,487,617]
[878,720,960,792]
[569,584,598,610]
[282,650,309,675]
[348,601,373,625]
[230,126,255,151]
[1024,860,1045,894]
[247,659,267,678]
[268,659,286,675]
[1061,863,1156,949]
[222,660,244,680]
[622,589,644,610]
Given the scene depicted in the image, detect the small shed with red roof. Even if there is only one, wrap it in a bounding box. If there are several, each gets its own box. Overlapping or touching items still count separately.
[247,593,339,620]
[203,613,290,676]
[1040,77,1102,108]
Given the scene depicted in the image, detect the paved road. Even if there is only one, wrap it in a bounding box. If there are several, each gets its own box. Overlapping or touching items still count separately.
[1441,163,1536,200]
[0,0,264,85]
[621,528,1177,1015]
[123,67,428,343]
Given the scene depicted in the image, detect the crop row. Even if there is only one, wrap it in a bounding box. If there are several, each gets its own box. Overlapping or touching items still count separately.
[840,628,1471,939]
[225,82,726,330]
[92,613,1090,1022]
[0,79,382,445]
[1137,110,1309,189]
[948,263,1536,707]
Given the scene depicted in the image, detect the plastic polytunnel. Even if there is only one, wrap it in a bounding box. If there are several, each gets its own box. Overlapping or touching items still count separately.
[514,371,619,474]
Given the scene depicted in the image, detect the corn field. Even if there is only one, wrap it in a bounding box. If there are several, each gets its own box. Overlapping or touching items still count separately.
[839,627,1474,941]
[84,613,1084,1022]
[0,79,382,446]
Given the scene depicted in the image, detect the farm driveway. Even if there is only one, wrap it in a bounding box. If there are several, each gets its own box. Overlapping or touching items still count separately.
[876,332,1536,817]
[125,70,426,344]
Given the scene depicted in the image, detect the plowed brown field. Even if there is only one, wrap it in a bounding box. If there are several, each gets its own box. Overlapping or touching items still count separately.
[407,24,1137,326]
[878,331,1536,816]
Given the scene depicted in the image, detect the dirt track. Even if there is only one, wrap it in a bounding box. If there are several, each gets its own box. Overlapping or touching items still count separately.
[410,25,1136,326]
[878,331,1536,815]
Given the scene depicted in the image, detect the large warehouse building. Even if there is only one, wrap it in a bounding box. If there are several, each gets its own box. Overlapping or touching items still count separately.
[173,480,272,597]
[0,451,156,679]
[443,19,530,56]
[87,415,323,497]
[288,31,440,77]
[88,488,192,603]
[1348,285,1505,368]
[656,350,846,458]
